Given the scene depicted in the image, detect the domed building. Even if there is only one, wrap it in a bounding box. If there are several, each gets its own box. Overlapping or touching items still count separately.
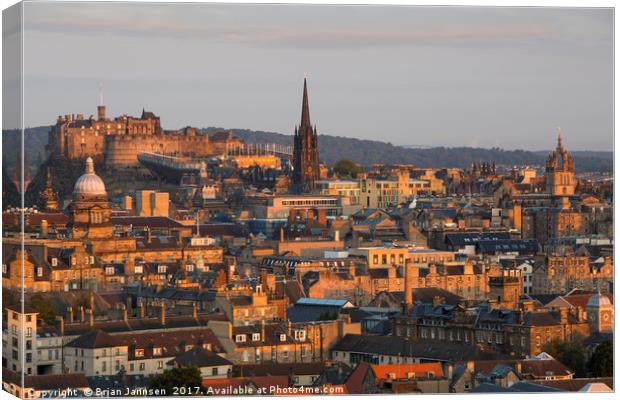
[68,157,112,239]
[586,292,613,334]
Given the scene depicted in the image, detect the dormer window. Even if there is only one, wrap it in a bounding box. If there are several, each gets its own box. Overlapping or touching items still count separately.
[294,330,306,341]
[105,266,115,275]
[134,265,143,274]
[153,347,162,356]
[279,334,287,342]
[36,267,43,278]
[51,258,58,267]
[2,264,7,274]
[252,333,261,341]
[135,348,144,357]
[158,265,167,274]
[235,335,246,343]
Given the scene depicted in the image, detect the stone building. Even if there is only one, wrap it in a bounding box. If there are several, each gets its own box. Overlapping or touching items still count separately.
[46,104,242,167]
[291,79,320,192]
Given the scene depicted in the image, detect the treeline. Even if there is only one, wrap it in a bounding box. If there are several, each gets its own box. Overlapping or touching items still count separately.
[208,127,612,172]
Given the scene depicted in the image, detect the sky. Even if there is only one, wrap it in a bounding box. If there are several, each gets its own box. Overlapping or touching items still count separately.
[5,2,614,150]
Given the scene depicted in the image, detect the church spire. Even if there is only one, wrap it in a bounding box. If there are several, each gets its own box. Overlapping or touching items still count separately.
[301,78,311,127]
[556,127,563,150]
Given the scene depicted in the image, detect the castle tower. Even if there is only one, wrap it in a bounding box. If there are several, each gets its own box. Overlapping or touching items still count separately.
[68,157,112,239]
[545,130,576,201]
[291,79,320,192]
[40,167,59,211]
[97,84,106,121]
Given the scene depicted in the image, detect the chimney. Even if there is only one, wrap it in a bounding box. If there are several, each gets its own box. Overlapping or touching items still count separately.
[521,300,535,313]
[193,303,198,320]
[404,260,414,310]
[67,306,74,323]
[514,362,522,375]
[89,291,95,312]
[79,306,85,322]
[280,227,285,242]
[87,309,94,328]
[41,219,49,238]
[56,316,65,337]
[261,320,266,340]
[464,262,474,275]
[160,302,166,326]
[122,304,128,323]
[334,230,340,242]
[139,301,145,319]
[287,320,292,336]
[559,307,568,325]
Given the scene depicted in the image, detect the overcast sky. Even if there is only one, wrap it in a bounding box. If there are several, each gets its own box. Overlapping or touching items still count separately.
[9,3,614,150]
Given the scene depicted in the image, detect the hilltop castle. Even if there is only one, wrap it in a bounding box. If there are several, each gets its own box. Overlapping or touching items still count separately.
[46,102,243,168]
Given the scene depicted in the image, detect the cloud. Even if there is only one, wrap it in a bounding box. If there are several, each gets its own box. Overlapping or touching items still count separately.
[23,3,555,50]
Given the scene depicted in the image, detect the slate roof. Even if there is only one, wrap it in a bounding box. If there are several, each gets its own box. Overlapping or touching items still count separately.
[445,232,511,247]
[170,347,232,367]
[66,330,120,349]
[332,334,514,362]
[476,239,540,254]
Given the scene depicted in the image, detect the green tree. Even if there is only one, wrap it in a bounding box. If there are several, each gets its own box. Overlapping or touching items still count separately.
[333,159,362,179]
[587,340,613,377]
[542,339,586,377]
[29,293,56,324]
[149,365,204,393]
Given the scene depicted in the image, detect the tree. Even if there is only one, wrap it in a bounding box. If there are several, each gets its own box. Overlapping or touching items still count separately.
[587,340,613,377]
[149,365,204,393]
[542,339,586,377]
[333,159,362,179]
[29,293,56,324]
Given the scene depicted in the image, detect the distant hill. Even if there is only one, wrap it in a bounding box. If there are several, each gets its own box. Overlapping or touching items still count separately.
[207,127,613,172]
[2,126,613,177]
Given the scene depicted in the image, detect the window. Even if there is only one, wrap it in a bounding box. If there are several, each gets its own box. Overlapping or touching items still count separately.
[301,347,307,357]
[25,353,32,363]
[12,338,17,347]
[294,330,306,341]
[153,347,162,356]
[12,350,18,360]
[26,315,31,322]
[25,328,32,338]
[255,349,261,361]
[271,348,276,360]
[139,363,145,371]
[212,367,219,376]
[283,349,289,360]
[36,267,43,278]
[129,363,134,372]
[235,335,246,343]
[280,334,287,342]
[252,333,260,341]
[101,361,107,372]
[157,361,163,369]
[25,341,32,351]
[115,360,120,371]
[2,264,6,274]
[102,349,107,357]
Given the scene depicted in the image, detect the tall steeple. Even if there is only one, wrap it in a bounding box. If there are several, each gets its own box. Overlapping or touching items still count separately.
[291,78,320,192]
[301,78,311,128]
